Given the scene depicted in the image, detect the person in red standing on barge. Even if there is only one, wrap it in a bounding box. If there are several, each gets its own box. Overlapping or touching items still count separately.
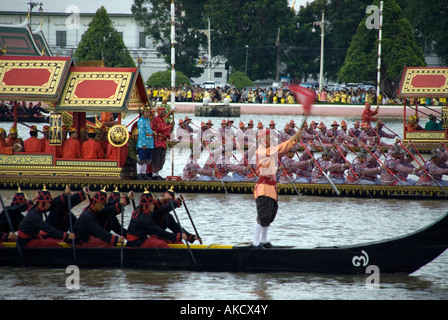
[361,102,379,124]
[151,107,172,180]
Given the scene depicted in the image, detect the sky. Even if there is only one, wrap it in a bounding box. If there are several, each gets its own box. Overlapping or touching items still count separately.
[288,0,313,11]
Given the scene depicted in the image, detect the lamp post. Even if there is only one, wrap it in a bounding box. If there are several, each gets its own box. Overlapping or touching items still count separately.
[28,1,43,28]
[197,18,213,81]
[245,45,249,76]
[312,9,325,93]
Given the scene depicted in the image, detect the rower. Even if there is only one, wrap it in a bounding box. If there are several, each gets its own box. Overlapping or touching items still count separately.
[415,150,448,186]
[278,149,313,184]
[126,189,200,248]
[380,145,423,186]
[73,189,131,247]
[345,149,381,185]
[17,188,75,247]
[0,188,34,234]
[311,147,350,183]
[46,186,89,232]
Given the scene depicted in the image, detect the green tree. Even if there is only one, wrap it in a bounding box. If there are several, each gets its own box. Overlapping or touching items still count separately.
[228,71,254,89]
[338,0,426,97]
[397,0,448,65]
[75,7,135,68]
[132,0,207,78]
[204,0,295,81]
[146,70,191,87]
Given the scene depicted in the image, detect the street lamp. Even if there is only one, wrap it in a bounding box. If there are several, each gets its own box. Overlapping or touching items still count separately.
[245,45,249,76]
[28,1,43,28]
[197,18,213,81]
[312,9,325,93]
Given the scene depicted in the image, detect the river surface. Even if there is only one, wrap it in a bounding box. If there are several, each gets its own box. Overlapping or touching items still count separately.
[1,114,447,301]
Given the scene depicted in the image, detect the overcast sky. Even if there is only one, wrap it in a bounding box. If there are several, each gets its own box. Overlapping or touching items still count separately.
[288,0,313,11]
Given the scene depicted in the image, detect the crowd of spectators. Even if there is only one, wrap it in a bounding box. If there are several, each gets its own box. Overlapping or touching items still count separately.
[146,84,448,106]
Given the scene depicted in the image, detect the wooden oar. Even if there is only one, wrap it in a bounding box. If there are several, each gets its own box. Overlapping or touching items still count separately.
[278,155,301,196]
[203,141,228,194]
[182,197,202,245]
[398,140,448,197]
[169,198,198,270]
[0,194,26,268]
[348,131,413,193]
[297,139,340,195]
[120,202,125,269]
[65,185,77,264]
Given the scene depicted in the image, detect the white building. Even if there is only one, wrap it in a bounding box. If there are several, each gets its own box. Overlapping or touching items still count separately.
[0,0,225,85]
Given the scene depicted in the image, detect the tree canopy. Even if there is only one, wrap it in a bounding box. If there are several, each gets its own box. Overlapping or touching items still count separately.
[228,71,255,89]
[338,0,426,97]
[146,70,191,87]
[131,0,445,87]
[75,6,135,68]
[132,0,207,78]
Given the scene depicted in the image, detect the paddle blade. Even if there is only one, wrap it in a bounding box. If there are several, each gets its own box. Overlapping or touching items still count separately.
[289,84,316,116]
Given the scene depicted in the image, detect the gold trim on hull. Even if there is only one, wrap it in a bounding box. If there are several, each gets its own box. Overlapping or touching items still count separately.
[0,177,446,199]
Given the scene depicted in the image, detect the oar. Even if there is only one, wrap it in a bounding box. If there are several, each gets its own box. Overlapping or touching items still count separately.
[297,139,340,195]
[169,197,198,270]
[278,155,301,196]
[203,141,228,194]
[0,194,26,268]
[348,132,413,193]
[232,137,258,178]
[382,124,401,139]
[406,104,442,116]
[334,144,373,199]
[65,185,77,264]
[125,114,140,128]
[398,140,448,197]
[308,127,341,195]
[120,202,125,269]
[182,197,202,245]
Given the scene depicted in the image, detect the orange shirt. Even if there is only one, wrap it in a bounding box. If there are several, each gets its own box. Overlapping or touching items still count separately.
[43,139,62,157]
[82,139,105,159]
[23,136,44,152]
[106,143,128,167]
[0,138,12,154]
[254,139,295,201]
[5,137,21,147]
[101,112,114,124]
[62,137,82,159]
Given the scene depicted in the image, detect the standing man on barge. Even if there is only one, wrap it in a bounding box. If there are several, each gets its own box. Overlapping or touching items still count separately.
[252,126,304,248]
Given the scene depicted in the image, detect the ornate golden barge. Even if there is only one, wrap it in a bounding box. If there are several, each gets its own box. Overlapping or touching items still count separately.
[0,55,447,199]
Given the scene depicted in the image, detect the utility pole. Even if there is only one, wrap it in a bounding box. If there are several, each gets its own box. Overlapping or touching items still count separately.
[275,27,280,84]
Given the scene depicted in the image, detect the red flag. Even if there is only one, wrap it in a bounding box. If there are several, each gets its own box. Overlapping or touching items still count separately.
[288,84,316,115]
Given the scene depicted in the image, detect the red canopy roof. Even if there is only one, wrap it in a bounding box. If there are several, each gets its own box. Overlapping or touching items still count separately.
[56,66,148,112]
[0,55,73,102]
[397,67,448,98]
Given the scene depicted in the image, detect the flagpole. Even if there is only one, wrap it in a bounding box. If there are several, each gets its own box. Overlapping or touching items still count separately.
[170,0,176,176]
[376,1,383,108]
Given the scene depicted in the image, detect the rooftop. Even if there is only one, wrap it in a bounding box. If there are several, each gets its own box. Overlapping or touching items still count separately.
[1,0,140,15]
